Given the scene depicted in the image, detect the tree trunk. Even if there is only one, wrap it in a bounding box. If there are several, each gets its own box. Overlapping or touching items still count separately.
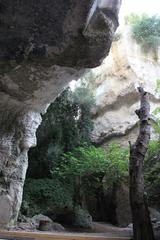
[129,87,155,240]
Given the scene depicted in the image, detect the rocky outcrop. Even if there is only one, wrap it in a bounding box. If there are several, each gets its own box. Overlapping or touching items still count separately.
[57,207,93,229]
[91,26,160,145]
[32,214,65,232]
[0,0,121,227]
[11,214,65,232]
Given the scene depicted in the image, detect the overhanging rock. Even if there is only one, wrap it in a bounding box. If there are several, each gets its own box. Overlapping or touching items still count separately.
[0,0,121,227]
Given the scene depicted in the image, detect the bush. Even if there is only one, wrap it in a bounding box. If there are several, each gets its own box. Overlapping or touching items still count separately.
[21,178,74,218]
[54,145,108,178]
[125,13,142,25]
[105,143,129,183]
[144,80,160,207]
[144,140,160,207]
[53,143,129,208]
[127,14,160,55]
[72,206,92,229]
[28,86,94,178]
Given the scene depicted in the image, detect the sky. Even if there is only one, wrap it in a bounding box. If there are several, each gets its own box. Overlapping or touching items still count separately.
[120,0,160,20]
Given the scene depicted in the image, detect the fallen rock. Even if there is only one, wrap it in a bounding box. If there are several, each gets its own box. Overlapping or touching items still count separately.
[73,207,93,229]
[127,223,133,229]
[31,214,65,232]
[149,208,160,222]
[52,222,65,232]
[31,214,52,227]
[17,222,37,231]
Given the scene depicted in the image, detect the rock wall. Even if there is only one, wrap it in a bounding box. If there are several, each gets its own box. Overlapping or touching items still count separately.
[0,0,121,227]
[92,26,160,145]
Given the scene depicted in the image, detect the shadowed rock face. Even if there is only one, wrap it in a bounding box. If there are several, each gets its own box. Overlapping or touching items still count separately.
[0,0,121,227]
[0,0,119,69]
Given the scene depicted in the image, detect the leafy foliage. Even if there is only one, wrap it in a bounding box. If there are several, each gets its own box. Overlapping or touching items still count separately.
[155,79,160,94]
[21,178,74,218]
[151,79,160,137]
[126,14,160,55]
[105,143,129,183]
[125,13,142,25]
[27,86,94,178]
[144,80,160,206]
[53,143,129,188]
[23,74,130,220]
[147,140,160,160]
[144,140,160,206]
[22,81,95,218]
[53,145,108,178]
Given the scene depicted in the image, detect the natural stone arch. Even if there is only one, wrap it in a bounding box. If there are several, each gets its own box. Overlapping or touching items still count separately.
[0,0,121,227]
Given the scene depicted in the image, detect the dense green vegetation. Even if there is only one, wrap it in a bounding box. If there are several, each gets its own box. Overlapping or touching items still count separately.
[21,82,129,223]
[22,178,74,217]
[22,83,94,216]
[144,140,160,207]
[21,76,160,227]
[27,84,94,178]
[125,14,160,56]
[144,80,160,207]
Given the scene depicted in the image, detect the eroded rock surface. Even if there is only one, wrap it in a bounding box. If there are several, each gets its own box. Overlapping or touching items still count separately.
[0,0,121,227]
[92,26,160,145]
[0,0,120,69]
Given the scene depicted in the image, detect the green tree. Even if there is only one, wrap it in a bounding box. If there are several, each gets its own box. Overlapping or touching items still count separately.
[21,178,74,217]
[127,14,160,57]
[125,13,142,25]
[53,143,129,207]
[152,79,160,137]
[144,80,160,208]
[28,86,94,178]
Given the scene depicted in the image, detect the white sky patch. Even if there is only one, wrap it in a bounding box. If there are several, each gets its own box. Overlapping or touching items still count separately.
[119,0,160,21]
[69,80,77,91]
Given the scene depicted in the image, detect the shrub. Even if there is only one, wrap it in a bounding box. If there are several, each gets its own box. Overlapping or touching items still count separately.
[105,143,129,181]
[125,13,142,25]
[21,178,74,218]
[144,80,160,207]
[144,140,160,206]
[28,86,94,178]
[126,14,160,55]
[53,143,129,190]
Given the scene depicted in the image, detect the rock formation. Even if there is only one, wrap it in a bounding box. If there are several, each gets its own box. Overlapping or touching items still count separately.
[0,0,121,227]
[92,26,160,146]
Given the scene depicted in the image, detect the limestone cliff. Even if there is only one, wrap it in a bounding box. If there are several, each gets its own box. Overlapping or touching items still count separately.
[0,0,121,227]
[92,26,160,146]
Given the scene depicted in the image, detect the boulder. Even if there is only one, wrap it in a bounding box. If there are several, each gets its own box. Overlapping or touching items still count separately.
[149,208,160,222]
[73,207,93,229]
[31,214,65,232]
[127,223,133,229]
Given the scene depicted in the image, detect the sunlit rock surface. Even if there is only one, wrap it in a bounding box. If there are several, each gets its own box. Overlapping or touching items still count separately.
[0,0,121,227]
[92,27,160,145]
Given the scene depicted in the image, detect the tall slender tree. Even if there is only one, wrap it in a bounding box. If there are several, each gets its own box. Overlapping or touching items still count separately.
[129,87,155,240]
